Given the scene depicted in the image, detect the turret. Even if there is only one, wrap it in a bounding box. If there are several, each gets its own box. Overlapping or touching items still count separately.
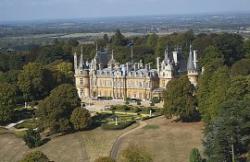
[74,50,91,101]
[159,46,174,89]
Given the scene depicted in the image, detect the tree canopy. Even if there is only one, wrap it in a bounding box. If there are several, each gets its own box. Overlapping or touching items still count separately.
[36,84,80,133]
[163,76,198,122]
[20,151,49,162]
[70,107,91,130]
[18,63,50,101]
[0,83,16,124]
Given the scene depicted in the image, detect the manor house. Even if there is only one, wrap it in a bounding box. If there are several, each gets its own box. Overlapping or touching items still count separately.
[74,46,198,102]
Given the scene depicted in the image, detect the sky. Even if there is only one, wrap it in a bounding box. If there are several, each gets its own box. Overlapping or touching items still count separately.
[1,0,250,21]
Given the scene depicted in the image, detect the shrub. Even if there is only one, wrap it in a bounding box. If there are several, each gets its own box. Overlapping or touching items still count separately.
[189,148,203,162]
[151,97,161,104]
[20,151,49,162]
[23,129,43,148]
[122,105,130,112]
[101,120,135,130]
[134,107,141,113]
[70,107,91,130]
[121,144,153,162]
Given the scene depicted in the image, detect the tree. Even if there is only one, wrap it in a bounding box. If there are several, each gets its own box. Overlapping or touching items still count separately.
[23,129,43,148]
[47,60,74,85]
[121,144,153,162]
[94,156,115,162]
[197,60,230,122]
[213,33,244,65]
[70,108,91,130]
[231,59,250,76]
[36,41,71,65]
[0,70,20,85]
[189,148,202,162]
[199,46,224,67]
[0,83,16,124]
[146,33,158,48]
[20,151,49,162]
[243,39,250,58]
[103,34,110,44]
[111,29,127,46]
[18,63,50,101]
[226,76,250,101]
[163,76,198,122]
[36,84,80,134]
[203,99,250,162]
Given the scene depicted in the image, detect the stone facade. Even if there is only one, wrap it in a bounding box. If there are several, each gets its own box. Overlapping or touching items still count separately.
[74,45,198,102]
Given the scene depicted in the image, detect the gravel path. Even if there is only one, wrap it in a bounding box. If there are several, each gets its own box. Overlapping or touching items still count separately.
[110,120,147,160]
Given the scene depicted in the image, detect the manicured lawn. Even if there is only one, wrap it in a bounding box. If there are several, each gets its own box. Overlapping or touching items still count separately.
[14,118,37,129]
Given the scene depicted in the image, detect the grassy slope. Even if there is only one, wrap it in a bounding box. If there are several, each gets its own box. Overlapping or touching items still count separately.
[0,125,137,162]
[0,117,203,162]
[117,116,203,162]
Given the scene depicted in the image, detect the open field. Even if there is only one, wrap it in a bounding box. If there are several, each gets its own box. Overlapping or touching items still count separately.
[117,116,203,162]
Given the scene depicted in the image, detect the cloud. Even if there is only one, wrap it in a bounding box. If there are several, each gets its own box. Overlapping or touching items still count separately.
[0,0,250,21]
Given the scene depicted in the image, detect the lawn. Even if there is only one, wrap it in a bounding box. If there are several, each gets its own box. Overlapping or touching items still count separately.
[0,116,203,162]
[14,118,37,129]
[0,123,138,162]
[117,116,204,162]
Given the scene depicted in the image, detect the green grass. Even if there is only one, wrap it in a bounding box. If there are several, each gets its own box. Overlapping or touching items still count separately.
[14,119,37,129]
[143,124,160,129]
[13,130,27,138]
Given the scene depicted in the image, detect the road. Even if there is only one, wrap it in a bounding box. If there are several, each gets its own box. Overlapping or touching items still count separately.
[110,120,147,160]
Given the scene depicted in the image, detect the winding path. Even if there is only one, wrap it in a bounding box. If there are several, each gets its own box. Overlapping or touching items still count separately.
[110,120,147,160]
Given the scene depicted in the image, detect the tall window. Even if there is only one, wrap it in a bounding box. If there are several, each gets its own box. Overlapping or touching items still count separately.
[80,78,83,85]
[80,89,84,96]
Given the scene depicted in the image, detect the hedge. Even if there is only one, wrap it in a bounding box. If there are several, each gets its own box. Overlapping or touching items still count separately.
[101,120,135,130]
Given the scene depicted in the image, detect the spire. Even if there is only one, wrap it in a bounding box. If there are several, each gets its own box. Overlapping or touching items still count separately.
[164,46,169,63]
[79,48,83,69]
[74,51,78,70]
[187,44,195,71]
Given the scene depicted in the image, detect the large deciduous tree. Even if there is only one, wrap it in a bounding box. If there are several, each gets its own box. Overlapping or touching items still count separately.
[36,84,80,133]
[18,63,50,101]
[163,76,198,122]
[231,59,250,76]
[213,33,244,65]
[0,83,16,124]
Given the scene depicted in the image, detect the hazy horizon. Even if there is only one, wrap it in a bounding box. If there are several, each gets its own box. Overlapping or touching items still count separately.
[1,0,250,22]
